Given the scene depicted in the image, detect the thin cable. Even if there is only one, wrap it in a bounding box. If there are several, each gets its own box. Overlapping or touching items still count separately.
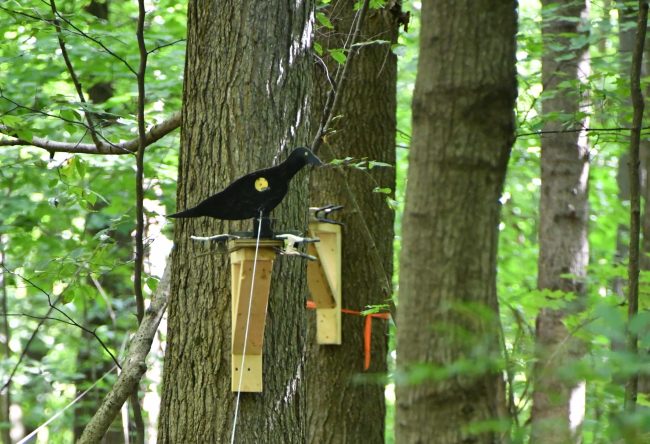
[17,364,118,444]
[230,211,264,444]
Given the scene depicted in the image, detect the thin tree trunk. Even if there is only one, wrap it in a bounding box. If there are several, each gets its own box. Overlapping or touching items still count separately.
[614,2,635,301]
[306,2,399,443]
[638,3,650,397]
[624,0,648,413]
[395,1,517,442]
[0,246,10,444]
[530,1,590,443]
[74,3,131,438]
[157,1,313,442]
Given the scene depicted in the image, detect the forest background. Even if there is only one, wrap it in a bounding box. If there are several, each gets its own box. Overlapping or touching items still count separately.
[1,0,650,443]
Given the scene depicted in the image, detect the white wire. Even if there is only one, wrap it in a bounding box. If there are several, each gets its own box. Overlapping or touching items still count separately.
[230,212,264,444]
[17,364,118,444]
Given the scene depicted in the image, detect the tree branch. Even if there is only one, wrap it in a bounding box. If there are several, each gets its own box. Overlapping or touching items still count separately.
[323,150,398,324]
[0,265,121,392]
[311,0,370,153]
[78,262,170,444]
[50,8,137,75]
[0,4,136,75]
[148,38,186,55]
[308,0,396,321]
[0,112,181,154]
[49,0,101,147]
[516,125,650,138]
[624,0,648,413]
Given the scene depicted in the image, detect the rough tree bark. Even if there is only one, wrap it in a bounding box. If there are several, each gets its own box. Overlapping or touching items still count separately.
[306,2,399,443]
[530,1,590,443]
[395,1,517,443]
[157,1,313,442]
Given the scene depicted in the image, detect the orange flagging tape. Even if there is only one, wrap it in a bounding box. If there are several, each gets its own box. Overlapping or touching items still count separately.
[306,300,390,370]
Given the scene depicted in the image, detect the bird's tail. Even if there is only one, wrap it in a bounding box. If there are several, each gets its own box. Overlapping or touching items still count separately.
[167,206,204,219]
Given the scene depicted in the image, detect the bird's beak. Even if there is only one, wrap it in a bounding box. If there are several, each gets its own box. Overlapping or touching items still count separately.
[308,152,323,166]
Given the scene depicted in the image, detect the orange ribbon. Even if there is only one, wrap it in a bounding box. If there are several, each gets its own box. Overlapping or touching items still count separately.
[306,300,391,370]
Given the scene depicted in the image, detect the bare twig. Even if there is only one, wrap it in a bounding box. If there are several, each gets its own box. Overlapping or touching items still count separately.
[324,150,397,324]
[0,302,55,393]
[0,89,92,128]
[516,125,650,138]
[0,4,136,74]
[148,38,186,55]
[309,0,396,321]
[624,0,648,412]
[79,263,170,444]
[0,266,121,392]
[0,265,121,370]
[50,8,136,75]
[0,111,181,154]
[311,0,371,153]
[0,312,78,326]
[49,0,100,147]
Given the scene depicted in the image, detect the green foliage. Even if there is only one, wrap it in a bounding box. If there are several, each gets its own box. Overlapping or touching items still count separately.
[0,0,183,437]
[2,0,650,442]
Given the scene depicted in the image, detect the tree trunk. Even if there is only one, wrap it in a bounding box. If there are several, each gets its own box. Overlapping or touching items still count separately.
[157,1,313,443]
[530,1,590,443]
[306,2,399,443]
[74,3,130,437]
[395,1,517,443]
[0,247,10,444]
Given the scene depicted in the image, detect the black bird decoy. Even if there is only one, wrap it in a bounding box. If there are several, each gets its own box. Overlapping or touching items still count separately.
[168,147,322,237]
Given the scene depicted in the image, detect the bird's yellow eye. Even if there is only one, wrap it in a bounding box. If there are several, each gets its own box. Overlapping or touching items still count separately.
[255,177,269,192]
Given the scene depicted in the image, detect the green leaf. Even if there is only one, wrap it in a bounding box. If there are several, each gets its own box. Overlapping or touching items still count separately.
[75,157,87,178]
[314,41,323,56]
[368,160,393,169]
[373,187,392,194]
[329,48,347,65]
[316,12,334,29]
[60,109,78,122]
[330,156,354,166]
[14,127,33,141]
[0,115,22,127]
[146,276,159,293]
[83,189,97,206]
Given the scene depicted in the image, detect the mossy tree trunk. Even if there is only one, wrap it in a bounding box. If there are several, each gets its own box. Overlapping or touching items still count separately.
[157,1,313,442]
[306,2,399,443]
[395,1,517,442]
[531,1,590,442]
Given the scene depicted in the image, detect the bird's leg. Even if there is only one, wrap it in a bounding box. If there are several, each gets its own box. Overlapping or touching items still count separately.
[253,215,274,238]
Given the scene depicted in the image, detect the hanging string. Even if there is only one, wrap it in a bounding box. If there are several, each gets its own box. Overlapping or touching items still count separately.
[17,364,118,444]
[230,211,264,444]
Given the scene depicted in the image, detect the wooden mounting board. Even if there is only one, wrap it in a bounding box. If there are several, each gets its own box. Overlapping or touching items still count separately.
[228,239,281,392]
[307,223,342,345]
